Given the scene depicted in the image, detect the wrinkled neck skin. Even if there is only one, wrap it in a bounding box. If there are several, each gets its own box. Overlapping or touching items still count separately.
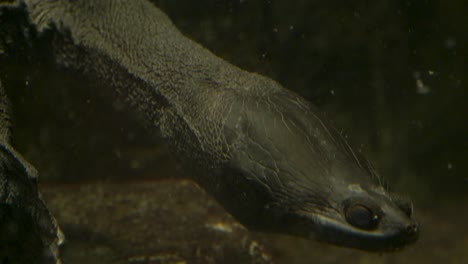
[13,0,417,252]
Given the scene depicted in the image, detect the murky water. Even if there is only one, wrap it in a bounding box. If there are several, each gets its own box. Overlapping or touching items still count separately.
[0,1,466,263]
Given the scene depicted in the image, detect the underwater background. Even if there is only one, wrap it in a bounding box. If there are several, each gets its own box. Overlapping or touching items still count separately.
[1,0,466,263]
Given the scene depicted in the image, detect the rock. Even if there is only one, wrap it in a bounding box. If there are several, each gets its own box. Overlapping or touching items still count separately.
[42,180,273,264]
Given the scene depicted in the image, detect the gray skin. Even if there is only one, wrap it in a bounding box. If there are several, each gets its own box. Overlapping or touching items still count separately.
[1,0,418,259]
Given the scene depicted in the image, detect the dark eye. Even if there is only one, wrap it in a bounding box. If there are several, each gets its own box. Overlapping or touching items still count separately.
[345,204,380,230]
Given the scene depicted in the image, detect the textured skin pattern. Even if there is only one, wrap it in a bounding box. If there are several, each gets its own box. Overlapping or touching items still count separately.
[0,0,418,256]
[0,80,11,141]
[23,0,410,235]
[22,0,364,192]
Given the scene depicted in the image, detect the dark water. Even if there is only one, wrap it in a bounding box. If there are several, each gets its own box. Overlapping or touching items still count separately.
[1,0,467,263]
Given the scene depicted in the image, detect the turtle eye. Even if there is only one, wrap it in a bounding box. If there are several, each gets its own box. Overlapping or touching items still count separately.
[345,203,380,230]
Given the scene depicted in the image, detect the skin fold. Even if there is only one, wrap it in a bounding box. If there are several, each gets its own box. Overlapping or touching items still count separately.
[0,0,419,262]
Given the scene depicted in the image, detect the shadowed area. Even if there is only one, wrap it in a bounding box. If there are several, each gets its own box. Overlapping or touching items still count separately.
[41,180,467,264]
[42,180,273,264]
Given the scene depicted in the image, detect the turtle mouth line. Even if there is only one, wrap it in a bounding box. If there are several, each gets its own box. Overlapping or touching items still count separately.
[306,213,419,251]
